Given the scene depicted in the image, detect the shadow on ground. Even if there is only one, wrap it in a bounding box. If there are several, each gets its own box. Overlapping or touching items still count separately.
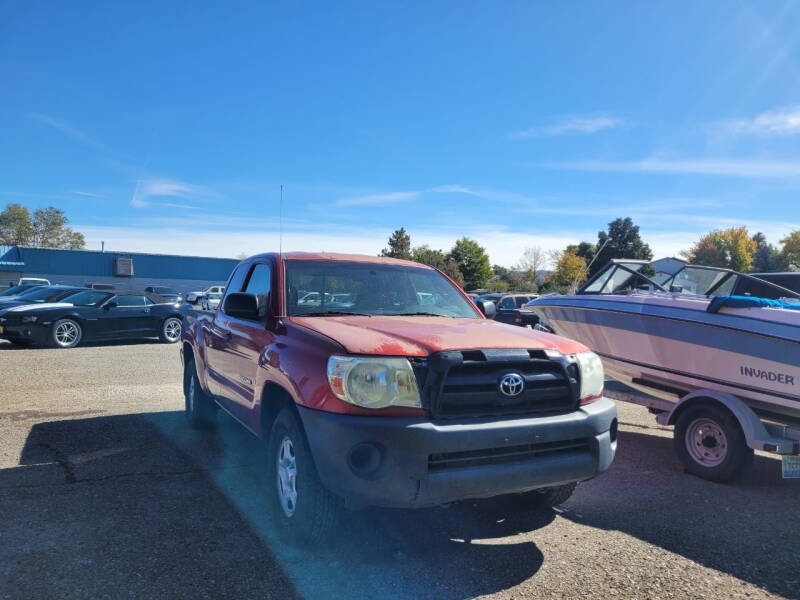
[3,411,799,599]
[0,412,549,599]
[562,428,800,599]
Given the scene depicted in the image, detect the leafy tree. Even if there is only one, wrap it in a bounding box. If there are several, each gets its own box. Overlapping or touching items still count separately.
[442,259,466,288]
[381,227,412,260]
[60,229,86,250]
[0,203,85,249]
[0,203,35,245]
[31,207,68,247]
[447,237,492,290]
[411,245,447,269]
[486,279,509,292]
[590,218,653,277]
[683,226,756,272]
[566,241,597,265]
[514,246,546,292]
[411,245,466,288]
[780,231,800,271]
[751,232,781,273]
[546,250,587,293]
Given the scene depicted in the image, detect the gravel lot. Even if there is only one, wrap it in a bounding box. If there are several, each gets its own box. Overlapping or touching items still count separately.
[1,339,798,599]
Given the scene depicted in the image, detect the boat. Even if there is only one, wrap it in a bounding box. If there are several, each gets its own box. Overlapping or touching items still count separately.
[525,257,800,480]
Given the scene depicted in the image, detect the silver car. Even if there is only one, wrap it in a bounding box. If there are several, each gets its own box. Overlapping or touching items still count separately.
[201,292,223,311]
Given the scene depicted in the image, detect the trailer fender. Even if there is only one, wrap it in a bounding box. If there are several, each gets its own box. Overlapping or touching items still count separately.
[656,390,795,453]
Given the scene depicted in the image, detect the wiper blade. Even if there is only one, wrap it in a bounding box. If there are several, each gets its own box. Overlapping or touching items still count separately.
[293,311,371,317]
[392,312,450,317]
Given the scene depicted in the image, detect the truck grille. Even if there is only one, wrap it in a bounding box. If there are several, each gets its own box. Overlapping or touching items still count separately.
[429,438,591,471]
[416,348,580,420]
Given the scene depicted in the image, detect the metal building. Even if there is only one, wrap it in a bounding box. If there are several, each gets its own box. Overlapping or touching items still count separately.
[0,245,240,293]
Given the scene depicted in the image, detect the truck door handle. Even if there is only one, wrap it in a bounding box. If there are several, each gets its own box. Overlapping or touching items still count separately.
[213,327,232,341]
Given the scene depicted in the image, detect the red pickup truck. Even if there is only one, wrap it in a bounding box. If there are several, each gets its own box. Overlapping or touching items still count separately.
[180,252,617,542]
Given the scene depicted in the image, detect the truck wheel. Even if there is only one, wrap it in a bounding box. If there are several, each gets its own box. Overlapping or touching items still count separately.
[267,407,339,544]
[516,482,577,509]
[51,319,83,348]
[160,317,182,343]
[184,357,216,429]
[674,403,752,482]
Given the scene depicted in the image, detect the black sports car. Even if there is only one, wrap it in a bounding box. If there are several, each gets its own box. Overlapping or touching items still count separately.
[0,285,86,309]
[0,283,45,297]
[0,289,188,348]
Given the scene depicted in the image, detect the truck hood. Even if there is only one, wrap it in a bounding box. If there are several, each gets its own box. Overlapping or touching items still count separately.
[289,315,588,356]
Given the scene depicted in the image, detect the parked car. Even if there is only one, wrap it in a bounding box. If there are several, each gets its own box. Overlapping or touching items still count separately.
[17,277,51,286]
[0,290,188,348]
[181,252,617,543]
[0,284,45,297]
[144,286,184,303]
[495,293,540,326]
[0,285,86,309]
[84,282,115,291]
[201,292,223,311]
[187,285,225,304]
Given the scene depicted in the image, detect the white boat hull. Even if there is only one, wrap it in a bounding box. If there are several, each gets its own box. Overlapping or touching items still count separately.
[529,294,800,421]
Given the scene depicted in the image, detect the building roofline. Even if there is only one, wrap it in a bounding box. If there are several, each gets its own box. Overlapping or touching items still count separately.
[7,245,240,262]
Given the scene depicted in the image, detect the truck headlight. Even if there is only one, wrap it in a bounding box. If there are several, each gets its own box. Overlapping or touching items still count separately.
[327,355,421,409]
[21,316,39,323]
[576,351,604,404]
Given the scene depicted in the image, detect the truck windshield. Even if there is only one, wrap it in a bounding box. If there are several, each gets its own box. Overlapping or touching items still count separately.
[285,260,480,318]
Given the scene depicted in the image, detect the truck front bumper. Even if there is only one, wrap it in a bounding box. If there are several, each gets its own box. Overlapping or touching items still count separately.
[298,397,617,509]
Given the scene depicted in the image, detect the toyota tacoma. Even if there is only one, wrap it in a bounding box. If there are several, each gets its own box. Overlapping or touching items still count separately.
[180,252,617,542]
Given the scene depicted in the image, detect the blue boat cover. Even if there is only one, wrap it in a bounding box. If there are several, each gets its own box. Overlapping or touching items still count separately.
[707,295,800,314]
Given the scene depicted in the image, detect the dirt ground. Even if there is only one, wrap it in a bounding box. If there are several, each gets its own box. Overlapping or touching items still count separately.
[1,339,798,599]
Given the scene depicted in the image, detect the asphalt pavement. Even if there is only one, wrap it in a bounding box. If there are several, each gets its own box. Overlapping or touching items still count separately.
[1,339,798,599]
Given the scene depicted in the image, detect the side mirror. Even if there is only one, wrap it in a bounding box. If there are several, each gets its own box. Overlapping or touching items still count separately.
[104,300,117,310]
[476,300,496,318]
[223,292,260,320]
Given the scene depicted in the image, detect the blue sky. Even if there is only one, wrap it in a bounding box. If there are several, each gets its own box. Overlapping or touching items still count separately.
[2,1,800,265]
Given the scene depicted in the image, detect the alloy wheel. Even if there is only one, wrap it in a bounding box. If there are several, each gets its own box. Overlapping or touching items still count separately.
[276,436,298,518]
[164,318,182,342]
[55,321,80,348]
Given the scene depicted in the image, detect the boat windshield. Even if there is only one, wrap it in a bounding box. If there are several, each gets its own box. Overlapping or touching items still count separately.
[580,262,662,295]
[580,260,800,300]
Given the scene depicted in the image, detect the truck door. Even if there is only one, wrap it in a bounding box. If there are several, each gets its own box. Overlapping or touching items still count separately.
[204,262,274,430]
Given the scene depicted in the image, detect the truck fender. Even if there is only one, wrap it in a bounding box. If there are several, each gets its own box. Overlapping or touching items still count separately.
[184,321,213,396]
[656,389,792,453]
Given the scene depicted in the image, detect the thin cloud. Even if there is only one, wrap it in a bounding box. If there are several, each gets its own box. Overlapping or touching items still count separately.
[723,105,800,136]
[533,158,800,178]
[428,184,480,195]
[30,113,105,149]
[511,116,624,140]
[335,191,420,207]
[131,177,217,208]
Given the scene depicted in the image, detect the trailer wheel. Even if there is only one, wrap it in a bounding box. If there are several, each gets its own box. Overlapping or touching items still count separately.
[674,402,752,482]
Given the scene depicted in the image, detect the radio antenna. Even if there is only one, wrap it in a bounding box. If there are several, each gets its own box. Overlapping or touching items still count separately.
[279,184,284,256]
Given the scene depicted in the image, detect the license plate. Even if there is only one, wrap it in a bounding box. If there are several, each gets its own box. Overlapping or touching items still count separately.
[782,455,800,479]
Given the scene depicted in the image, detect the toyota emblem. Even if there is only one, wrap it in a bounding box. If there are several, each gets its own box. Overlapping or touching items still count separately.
[499,373,525,397]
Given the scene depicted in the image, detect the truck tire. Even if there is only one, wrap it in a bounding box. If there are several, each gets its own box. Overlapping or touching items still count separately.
[674,402,753,483]
[184,357,216,429]
[267,407,339,545]
[515,482,577,509]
